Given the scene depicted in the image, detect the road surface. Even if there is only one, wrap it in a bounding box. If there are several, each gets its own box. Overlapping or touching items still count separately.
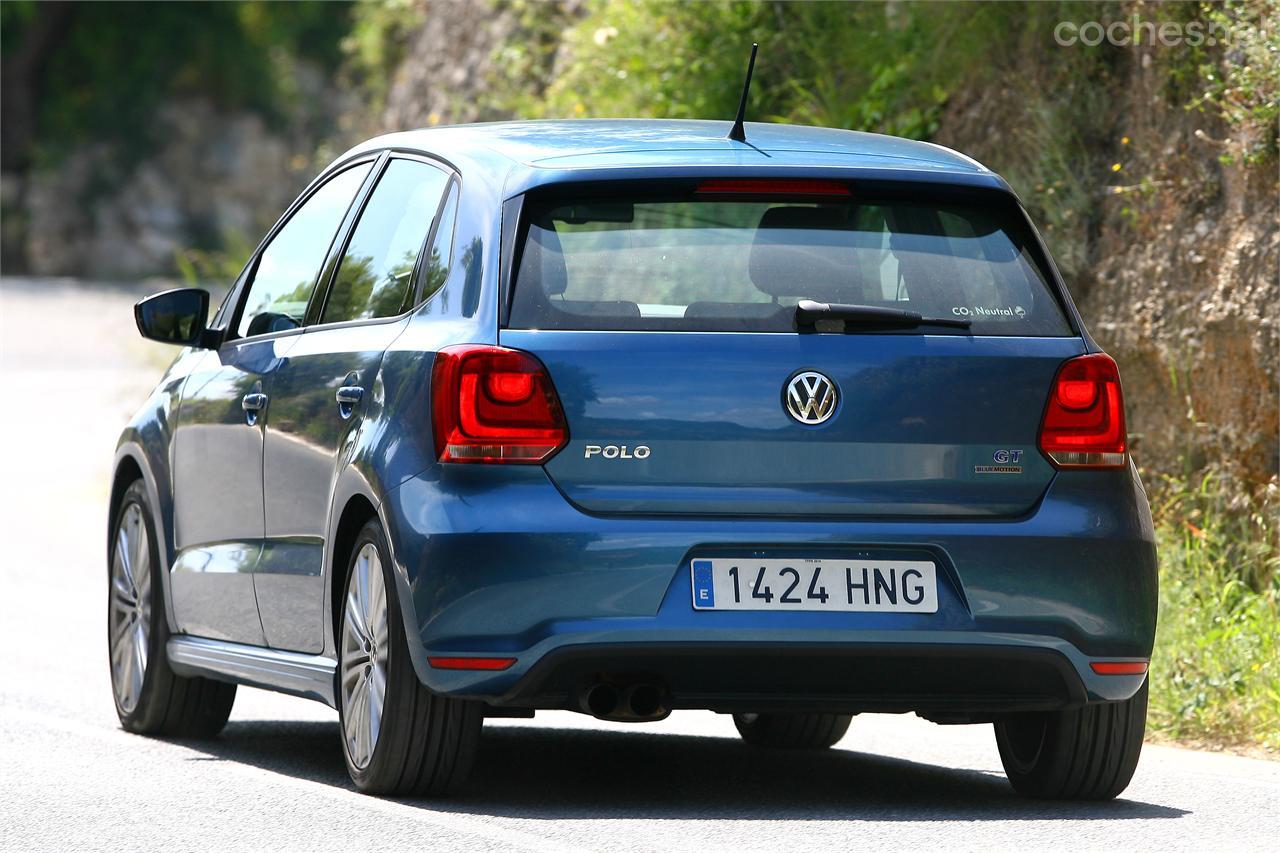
[1,278,1276,852]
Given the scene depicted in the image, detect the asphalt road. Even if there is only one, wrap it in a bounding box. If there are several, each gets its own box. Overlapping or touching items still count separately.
[1,277,1276,852]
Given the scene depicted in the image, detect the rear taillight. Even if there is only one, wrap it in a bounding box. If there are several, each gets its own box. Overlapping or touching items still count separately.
[431,345,568,464]
[1039,353,1127,469]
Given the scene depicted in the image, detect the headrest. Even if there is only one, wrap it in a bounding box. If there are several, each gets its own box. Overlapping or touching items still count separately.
[748,206,862,300]
[522,223,569,296]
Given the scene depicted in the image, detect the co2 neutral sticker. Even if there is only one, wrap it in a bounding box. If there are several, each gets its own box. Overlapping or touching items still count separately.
[951,305,1027,318]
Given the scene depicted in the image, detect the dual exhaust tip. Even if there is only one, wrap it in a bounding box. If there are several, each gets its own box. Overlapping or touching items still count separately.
[580,681,669,722]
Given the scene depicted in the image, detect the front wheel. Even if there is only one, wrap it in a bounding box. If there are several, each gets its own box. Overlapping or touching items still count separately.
[994,679,1148,800]
[337,519,483,796]
[108,479,236,736]
[733,712,853,749]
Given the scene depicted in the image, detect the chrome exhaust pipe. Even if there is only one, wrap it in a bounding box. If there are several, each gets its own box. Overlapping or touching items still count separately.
[623,683,667,720]
[581,682,620,718]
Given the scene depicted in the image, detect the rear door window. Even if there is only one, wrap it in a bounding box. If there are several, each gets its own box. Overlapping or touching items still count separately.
[319,158,453,325]
[508,183,1072,335]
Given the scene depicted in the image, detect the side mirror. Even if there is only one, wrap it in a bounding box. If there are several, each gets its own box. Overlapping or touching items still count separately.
[134,288,216,347]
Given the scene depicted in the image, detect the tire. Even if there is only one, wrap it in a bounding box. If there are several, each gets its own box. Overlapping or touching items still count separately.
[733,712,853,749]
[108,479,236,737]
[337,519,484,796]
[994,679,1148,800]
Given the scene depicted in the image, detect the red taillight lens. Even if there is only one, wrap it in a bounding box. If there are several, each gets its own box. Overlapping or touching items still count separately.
[427,656,517,671]
[431,345,568,464]
[696,179,851,196]
[1039,353,1127,468]
[1090,660,1149,676]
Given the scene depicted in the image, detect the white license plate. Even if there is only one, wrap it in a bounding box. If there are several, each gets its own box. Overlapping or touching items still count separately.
[690,558,938,613]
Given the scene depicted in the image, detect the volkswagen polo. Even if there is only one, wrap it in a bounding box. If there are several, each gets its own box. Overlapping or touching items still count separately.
[109,119,1156,800]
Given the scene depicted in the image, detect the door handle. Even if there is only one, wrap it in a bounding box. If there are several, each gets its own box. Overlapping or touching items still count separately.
[241,391,268,426]
[336,385,363,419]
[241,392,268,411]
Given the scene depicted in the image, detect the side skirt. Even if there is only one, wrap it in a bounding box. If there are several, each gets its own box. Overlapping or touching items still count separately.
[167,636,337,708]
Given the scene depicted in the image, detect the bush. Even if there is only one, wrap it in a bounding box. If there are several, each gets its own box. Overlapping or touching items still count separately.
[1148,472,1280,752]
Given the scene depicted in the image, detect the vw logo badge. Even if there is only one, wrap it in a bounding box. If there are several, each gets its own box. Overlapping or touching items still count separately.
[784,371,838,425]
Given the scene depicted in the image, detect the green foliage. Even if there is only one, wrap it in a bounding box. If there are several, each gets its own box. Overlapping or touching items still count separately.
[480,0,581,120]
[1191,0,1279,163]
[506,1,1117,145]
[519,0,981,138]
[342,0,424,111]
[174,230,255,288]
[0,0,37,55]
[1148,472,1280,751]
[525,1,764,121]
[17,1,353,167]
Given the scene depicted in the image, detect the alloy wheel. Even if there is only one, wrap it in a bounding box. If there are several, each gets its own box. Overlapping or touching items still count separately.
[109,502,151,714]
[340,542,390,770]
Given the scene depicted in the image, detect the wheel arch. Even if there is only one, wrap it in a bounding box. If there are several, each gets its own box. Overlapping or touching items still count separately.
[109,441,179,632]
[323,472,436,690]
[328,493,379,643]
[107,456,144,538]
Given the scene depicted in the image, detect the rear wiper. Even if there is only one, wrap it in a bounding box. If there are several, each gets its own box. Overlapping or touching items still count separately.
[795,299,971,330]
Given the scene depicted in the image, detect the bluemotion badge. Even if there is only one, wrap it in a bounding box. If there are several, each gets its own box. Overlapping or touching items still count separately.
[976,448,1024,475]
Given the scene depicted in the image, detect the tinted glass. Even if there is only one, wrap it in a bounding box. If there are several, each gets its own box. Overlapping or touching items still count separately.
[509,191,1071,335]
[320,159,451,325]
[237,162,372,338]
[421,183,458,305]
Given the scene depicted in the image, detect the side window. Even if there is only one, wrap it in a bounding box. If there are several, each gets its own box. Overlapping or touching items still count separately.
[421,182,459,305]
[237,162,372,338]
[320,159,451,325]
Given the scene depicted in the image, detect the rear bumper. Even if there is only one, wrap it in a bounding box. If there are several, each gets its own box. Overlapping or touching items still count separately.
[382,464,1157,711]
[498,640,1109,716]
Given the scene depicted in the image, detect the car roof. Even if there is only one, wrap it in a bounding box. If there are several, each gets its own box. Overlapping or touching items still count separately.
[336,119,1006,197]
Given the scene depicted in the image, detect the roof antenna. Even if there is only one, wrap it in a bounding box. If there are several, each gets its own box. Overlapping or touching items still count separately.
[727,43,758,143]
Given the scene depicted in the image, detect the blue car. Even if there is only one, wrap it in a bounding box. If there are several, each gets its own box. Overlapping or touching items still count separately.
[111,119,1156,800]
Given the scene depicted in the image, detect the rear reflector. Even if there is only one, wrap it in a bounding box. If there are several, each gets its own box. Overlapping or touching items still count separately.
[431,345,568,464]
[696,179,851,196]
[1039,353,1127,468]
[1090,661,1149,676]
[427,656,517,671]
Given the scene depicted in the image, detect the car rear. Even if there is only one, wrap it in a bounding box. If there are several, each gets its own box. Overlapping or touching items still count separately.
[386,174,1156,726]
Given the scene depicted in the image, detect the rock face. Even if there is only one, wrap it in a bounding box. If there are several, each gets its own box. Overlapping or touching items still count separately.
[379,1,523,130]
[935,47,1278,495]
[19,100,308,280]
[1088,166,1277,496]
[7,51,357,281]
[377,0,581,132]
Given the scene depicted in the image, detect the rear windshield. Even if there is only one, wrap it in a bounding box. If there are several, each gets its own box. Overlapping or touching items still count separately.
[508,185,1072,335]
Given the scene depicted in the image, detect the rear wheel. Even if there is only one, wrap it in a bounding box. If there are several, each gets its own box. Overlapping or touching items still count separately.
[337,519,483,796]
[733,712,852,749]
[108,479,236,736]
[994,680,1147,800]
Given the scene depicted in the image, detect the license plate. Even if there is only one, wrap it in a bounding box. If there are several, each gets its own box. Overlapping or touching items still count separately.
[690,558,938,613]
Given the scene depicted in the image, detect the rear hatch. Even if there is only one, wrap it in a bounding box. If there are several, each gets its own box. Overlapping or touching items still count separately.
[501,178,1084,518]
